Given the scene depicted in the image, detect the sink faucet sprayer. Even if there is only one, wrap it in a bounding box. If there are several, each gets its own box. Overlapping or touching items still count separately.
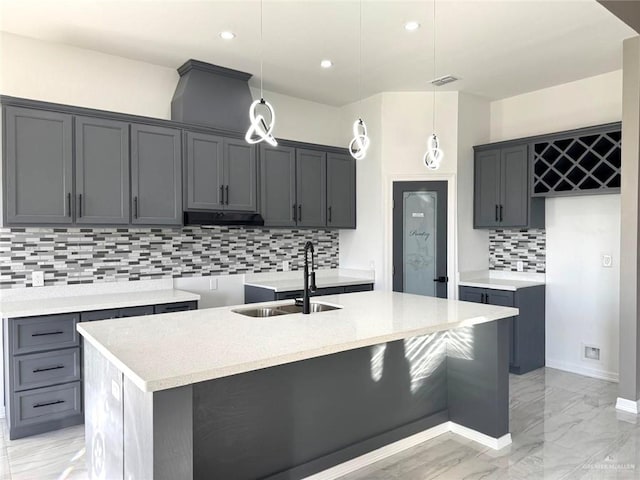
[302,241,317,314]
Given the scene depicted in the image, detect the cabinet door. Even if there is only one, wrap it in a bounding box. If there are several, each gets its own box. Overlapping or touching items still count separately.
[131,124,182,225]
[4,107,73,224]
[224,138,257,212]
[327,153,355,229]
[259,145,296,227]
[500,145,529,227]
[185,131,224,210]
[296,149,327,227]
[474,149,501,228]
[459,286,485,303]
[75,117,130,224]
[485,289,515,307]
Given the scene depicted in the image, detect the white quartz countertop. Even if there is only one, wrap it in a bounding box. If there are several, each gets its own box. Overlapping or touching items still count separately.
[244,275,374,292]
[458,277,545,291]
[0,289,200,318]
[77,291,518,393]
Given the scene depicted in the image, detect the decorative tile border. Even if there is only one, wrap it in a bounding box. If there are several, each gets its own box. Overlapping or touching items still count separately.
[0,227,339,289]
[489,229,546,273]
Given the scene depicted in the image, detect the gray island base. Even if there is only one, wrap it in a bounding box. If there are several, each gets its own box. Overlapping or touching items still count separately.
[83,317,510,480]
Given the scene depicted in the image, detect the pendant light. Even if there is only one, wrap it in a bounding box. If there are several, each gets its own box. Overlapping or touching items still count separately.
[349,0,370,160]
[423,0,444,170]
[245,0,278,147]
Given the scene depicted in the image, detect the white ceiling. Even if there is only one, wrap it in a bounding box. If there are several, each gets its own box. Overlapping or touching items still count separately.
[0,0,635,106]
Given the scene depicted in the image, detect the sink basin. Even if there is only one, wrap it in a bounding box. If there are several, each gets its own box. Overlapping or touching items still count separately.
[232,302,341,318]
[231,307,288,318]
[276,303,341,314]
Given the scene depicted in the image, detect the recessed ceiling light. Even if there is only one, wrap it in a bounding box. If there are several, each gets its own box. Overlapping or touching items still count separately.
[219,31,236,40]
[320,59,333,69]
[404,21,420,32]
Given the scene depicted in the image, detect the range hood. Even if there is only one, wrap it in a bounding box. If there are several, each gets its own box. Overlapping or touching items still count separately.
[183,211,265,227]
[171,59,253,132]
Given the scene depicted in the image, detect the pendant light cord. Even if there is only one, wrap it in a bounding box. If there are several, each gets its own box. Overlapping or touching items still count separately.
[260,0,264,98]
[432,0,436,131]
[359,0,362,114]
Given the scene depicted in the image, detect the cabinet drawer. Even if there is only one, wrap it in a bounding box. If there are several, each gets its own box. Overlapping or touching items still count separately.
[275,291,301,301]
[13,348,80,392]
[14,382,82,428]
[316,286,345,296]
[120,305,154,318]
[81,309,120,322]
[344,284,373,293]
[154,301,197,314]
[11,314,79,355]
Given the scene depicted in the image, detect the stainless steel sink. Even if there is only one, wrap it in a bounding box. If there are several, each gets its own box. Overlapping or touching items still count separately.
[232,302,341,317]
[276,303,341,314]
[231,307,289,318]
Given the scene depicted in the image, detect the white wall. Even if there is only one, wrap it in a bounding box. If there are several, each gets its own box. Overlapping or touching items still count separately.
[457,93,491,274]
[490,71,623,380]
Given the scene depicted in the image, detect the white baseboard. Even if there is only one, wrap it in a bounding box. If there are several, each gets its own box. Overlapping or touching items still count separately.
[616,397,640,415]
[304,421,511,480]
[545,358,619,383]
[0,406,4,419]
[449,422,512,450]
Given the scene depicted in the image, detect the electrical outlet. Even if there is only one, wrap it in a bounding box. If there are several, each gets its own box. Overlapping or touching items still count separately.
[584,345,601,361]
[602,255,613,268]
[31,271,44,287]
[282,260,290,272]
[516,261,524,272]
[209,278,218,290]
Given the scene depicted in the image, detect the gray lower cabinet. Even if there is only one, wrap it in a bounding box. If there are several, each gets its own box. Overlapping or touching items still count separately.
[3,300,197,439]
[474,144,544,229]
[327,153,356,228]
[3,107,74,225]
[131,124,182,225]
[459,285,545,374]
[244,283,373,303]
[259,145,297,227]
[75,116,130,224]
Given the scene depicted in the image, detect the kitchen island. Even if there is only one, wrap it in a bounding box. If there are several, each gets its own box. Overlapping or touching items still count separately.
[78,291,518,480]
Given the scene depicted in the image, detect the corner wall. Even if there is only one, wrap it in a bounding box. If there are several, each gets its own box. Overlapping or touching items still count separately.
[490,70,623,381]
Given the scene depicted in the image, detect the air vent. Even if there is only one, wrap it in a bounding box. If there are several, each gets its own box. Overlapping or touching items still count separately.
[430,75,459,87]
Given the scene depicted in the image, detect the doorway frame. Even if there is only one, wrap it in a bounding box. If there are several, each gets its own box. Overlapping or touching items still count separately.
[383,173,458,300]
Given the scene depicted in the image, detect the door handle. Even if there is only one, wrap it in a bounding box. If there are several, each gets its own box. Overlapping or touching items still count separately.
[499,205,503,222]
[67,193,72,217]
[292,204,297,222]
[78,194,82,218]
[433,276,449,283]
[220,185,224,205]
[495,205,499,222]
[225,185,229,205]
[480,293,485,303]
[134,196,139,219]
[328,206,332,223]
[298,204,302,222]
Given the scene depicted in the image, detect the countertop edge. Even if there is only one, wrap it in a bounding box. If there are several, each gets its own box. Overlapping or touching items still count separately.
[244,277,375,292]
[80,305,519,393]
[458,280,546,291]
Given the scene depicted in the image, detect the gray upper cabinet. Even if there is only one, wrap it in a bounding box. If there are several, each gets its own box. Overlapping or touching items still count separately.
[184,133,257,212]
[474,143,544,229]
[4,107,73,225]
[326,153,356,229]
[75,116,130,225]
[185,131,224,210]
[131,124,182,225]
[259,145,297,227]
[224,138,257,212]
[296,149,327,228]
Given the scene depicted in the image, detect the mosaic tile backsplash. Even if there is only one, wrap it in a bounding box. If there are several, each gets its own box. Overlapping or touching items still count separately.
[0,227,339,289]
[489,229,546,273]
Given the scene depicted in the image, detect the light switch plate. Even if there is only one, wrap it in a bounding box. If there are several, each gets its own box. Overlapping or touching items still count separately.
[209,278,218,290]
[602,255,613,268]
[516,261,524,272]
[31,271,44,287]
[282,260,290,272]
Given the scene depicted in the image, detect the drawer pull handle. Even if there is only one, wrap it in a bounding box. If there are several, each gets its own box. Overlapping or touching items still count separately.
[31,331,64,337]
[162,306,189,312]
[33,400,65,408]
[33,365,65,373]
